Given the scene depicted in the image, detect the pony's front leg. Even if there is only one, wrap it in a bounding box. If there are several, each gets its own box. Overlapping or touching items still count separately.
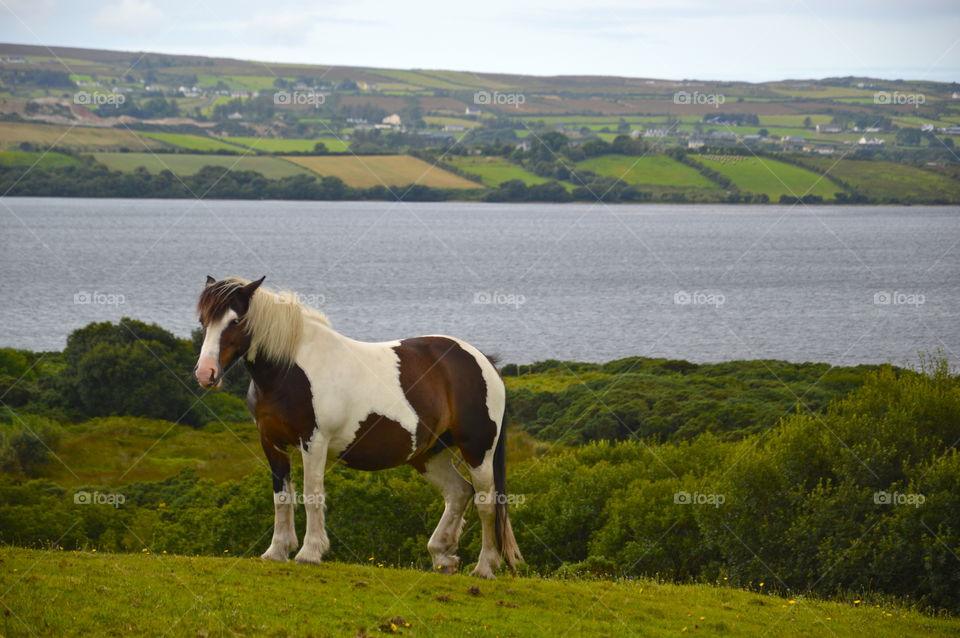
[295,436,329,565]
[260,439,298,562]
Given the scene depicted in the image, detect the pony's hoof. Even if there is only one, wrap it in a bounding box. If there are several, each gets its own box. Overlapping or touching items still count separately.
[470,568,496,580]
[294,550,324,565]
[260,550,288,563]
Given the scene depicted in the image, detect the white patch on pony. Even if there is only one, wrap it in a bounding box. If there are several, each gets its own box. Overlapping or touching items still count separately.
[196,309,237,386]
[293,315,420,457]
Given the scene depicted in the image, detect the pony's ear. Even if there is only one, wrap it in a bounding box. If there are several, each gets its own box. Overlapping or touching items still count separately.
[206,275,216,286]
[239,276,265,299]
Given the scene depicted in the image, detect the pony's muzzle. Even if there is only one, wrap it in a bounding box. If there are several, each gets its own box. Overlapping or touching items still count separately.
[194,357,222,389]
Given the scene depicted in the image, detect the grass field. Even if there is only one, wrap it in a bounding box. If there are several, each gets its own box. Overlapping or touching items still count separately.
[577,154,718,189]
[0,122,165,151]
[445,156,559,187]
[137,132,243,152]
[42,417,263,487]
[2,548,955,637]
[802,157,960,202]
[695,155,841,199]
[284,155,483,189]
[0,150,80,168]
[91,152,311,179]
[224,136,350,153]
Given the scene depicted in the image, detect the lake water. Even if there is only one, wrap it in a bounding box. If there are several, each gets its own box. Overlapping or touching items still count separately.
[1,198,957,367]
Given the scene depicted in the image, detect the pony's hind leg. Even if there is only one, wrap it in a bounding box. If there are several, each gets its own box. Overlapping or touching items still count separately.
[419,449,474,574]
[467,455,502,579]
[260,437,298,562]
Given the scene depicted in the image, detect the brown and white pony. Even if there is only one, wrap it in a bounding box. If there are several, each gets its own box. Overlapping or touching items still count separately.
[194,276,521,578]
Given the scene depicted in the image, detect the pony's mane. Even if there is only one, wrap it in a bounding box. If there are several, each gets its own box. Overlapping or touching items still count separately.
[198,276,330,366]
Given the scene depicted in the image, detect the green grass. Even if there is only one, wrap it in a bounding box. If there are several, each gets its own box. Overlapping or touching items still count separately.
[91,152,311,179]
[0,122,166,151]
[445,156,559,188]
[802,157,960,202]
[0,150,80,168]
[504,368,612,393]
[695,155,840,199]
[224,136,350,153]
[137,132,244,152]
[43,417,262,487]
[1,548,954,637]
[577,154,717,189]
[194,73,280,91]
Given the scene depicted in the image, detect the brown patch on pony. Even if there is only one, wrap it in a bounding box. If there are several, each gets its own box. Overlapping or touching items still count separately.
[246,359,318,453]
[338,413,414,470]
[392,336,498,469]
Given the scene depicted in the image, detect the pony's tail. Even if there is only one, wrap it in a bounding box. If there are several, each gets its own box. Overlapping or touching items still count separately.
[493,410,523,573]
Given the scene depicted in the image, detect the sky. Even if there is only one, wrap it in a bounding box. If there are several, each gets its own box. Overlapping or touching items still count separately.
[1,0,958,83]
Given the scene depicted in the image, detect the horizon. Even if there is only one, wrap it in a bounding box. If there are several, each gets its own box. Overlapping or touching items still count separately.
[1,0,958,83]
[1,39,954,86]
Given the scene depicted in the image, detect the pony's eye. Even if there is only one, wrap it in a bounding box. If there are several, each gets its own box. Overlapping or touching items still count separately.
[230,319,239,326]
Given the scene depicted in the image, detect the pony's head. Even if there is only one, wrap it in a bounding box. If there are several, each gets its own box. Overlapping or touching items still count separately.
[194,275,264,388]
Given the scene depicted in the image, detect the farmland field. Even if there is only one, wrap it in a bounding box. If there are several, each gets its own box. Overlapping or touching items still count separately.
[91,152,311,179]
[577,154,717,189]
[0,150,80,168]
[802,157,960,202]
[137,132,243,152]
[445,155,560,187]
[284,154,483,188]
[0,122,165,151]
[2,548,955,638]
[695,155,841,199]
[224,136,350,153]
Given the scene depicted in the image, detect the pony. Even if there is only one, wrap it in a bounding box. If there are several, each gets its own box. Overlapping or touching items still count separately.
[194,276,522,578]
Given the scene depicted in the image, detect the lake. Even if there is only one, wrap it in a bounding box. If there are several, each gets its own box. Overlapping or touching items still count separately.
[1,198,957,367]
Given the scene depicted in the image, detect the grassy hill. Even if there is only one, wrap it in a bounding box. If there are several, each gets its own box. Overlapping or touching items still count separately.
[446,155,561,188]
[801,157,960,202]
[2,547,955,637]
[91,152,312,179]
[693,155,840,199]
[577,154,718,189]
[284,154,483,189]
[0,122,165,151]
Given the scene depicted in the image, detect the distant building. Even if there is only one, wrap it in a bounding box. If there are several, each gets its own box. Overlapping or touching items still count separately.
[516,140,532,151]
[858,136,884,145]
[816,124,842,133]
[940,126,960,135]
[227,112,243,120]
[465,106,482,116]
[442,124,466,132]
[687,139,705,149]
[382,113,402,126]
[643,128,670,138]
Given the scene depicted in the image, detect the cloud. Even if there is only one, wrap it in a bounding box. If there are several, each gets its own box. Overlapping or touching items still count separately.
[93,0,164,32]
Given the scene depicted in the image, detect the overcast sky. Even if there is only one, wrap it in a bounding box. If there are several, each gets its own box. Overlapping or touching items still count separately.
[2,0,958,83]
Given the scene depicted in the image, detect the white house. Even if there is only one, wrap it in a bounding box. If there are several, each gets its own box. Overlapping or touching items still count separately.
[816,124,843,133]
[465,106,482,116]
[687,139,705,149]
[858,136,884,146]
[382,113,402,126]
